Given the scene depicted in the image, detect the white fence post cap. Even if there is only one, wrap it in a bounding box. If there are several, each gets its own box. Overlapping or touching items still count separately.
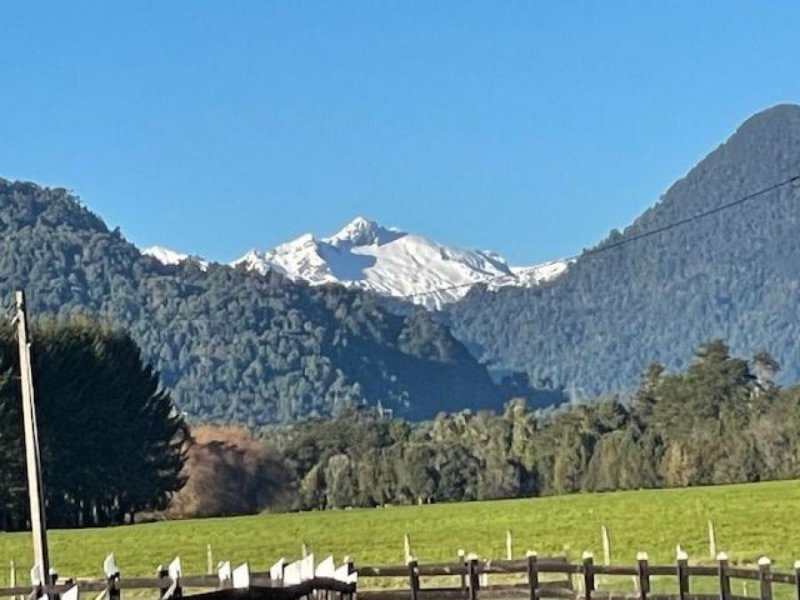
[232,563,250,589]
[168,557,182,581]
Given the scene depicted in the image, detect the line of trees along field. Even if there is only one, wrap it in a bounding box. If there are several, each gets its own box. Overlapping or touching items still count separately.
[173,339,800,517]
[0,319,188,530]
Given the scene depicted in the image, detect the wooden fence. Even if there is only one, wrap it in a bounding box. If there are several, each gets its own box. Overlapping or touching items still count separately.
[0,553,798,600]
[358,553,800,600]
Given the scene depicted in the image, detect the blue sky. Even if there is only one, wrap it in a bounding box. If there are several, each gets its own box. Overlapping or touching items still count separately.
[1,2,799,265]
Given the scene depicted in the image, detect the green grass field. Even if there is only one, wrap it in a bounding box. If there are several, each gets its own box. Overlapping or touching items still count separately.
[1,479,798,586]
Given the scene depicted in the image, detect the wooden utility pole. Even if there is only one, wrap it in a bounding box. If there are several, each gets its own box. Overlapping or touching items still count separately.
[15,291,50,581]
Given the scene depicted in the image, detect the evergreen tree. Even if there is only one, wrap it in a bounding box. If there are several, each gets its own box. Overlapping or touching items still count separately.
[0,318,188,528]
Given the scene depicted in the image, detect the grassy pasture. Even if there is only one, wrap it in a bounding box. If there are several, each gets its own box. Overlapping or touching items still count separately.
[0,479,798,587]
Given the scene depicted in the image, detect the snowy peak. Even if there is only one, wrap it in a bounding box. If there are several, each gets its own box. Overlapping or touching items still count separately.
[232,217,568,309]
[325,216,401,247]
[143,246,209,270]
[144,246,189,265]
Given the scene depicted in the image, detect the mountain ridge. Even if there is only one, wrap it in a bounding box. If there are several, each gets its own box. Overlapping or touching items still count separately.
[447,103,800,396]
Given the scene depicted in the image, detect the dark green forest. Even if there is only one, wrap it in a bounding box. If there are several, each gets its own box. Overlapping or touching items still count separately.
[178,340,800,517]
[0,179,561,425]
[0,319,187,530]
[447,104,800,397]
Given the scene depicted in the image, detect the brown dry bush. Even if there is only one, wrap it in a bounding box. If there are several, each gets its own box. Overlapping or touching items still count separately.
[168,426,293,518]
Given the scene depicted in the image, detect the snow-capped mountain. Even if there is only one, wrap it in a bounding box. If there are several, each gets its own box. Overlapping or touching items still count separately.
[233,217,568,309]
[143,246,209,270]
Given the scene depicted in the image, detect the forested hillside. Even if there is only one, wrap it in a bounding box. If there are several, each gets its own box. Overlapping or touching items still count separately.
[447,104,800,396]
[0,180,558,424]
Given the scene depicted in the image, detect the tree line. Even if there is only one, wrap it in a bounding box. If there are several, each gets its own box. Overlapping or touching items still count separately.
[172,340,800,517]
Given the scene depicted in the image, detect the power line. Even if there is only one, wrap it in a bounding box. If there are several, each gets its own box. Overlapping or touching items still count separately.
[401,173,800,300]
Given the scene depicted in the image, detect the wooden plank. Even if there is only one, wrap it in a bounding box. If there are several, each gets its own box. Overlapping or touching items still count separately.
[727,568,763,581]
[358,592,411,600]
[360,566,414,578]
[593,566,638,577]
[768,572,795,585]
[647,567,678,577]
[533,588,575,599]
[415,565,469,576]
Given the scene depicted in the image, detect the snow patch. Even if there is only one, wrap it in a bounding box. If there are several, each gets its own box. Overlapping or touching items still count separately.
[144,246,209,270]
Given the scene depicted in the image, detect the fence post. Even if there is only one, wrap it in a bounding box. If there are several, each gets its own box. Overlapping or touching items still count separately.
[408,559,420,600]
[468,558,480,600]
[582,552,595,600]
[11,560,22,600]
[708,521,717,560]
[601,526,611,566]
[676,550,689,600]
[30,564,43,600]
[404,534,412,565]
[526,552,538,600]
[758,557,772,600]
[793,560,800,600]
[346,557,356,600]
[103,555,120,600]
[157,565,170,599]
[206,545,213,576]
[49,568,60,600]
[457,550,466,598]
[717,553,730,600]
[637,552,649,600]
[506,531,513,560]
